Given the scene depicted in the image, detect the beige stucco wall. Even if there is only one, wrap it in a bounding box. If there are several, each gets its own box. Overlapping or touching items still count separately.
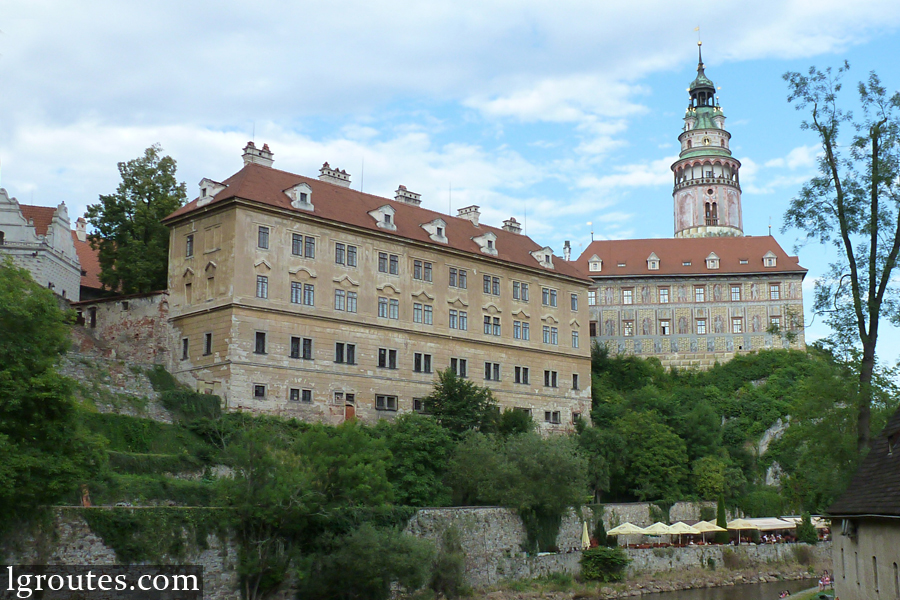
[832,518,900,600]
[167,201,592,431]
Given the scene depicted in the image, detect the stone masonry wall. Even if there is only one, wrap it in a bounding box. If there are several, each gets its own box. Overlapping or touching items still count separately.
[625,542,832,576]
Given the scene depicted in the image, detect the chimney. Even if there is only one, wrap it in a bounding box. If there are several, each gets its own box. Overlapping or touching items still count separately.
[563,240,571,261]
[318,162,351,187]
[242,141,274,167]
[394,185,422,206]
[502,217,522,234]
[457,205,480,226]
[75,217,87,242]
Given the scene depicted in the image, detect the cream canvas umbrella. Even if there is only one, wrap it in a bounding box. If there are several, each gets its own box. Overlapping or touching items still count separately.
[727,518,760,544]
[581,522,591,550]
[606,522,646,547]
[692,520,727,543]
[668,521,700,545]
[642,522,672,536]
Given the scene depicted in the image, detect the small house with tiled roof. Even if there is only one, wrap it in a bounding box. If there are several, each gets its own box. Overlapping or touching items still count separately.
[827,408,900,599]
[0,187,83,301]
[573,46,806,369]
[162,142,592,428]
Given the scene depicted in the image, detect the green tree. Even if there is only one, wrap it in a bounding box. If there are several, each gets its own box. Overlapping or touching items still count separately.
[86,145,187,294]
[796,511,819,544]
[425,368,498,435]
[714,496,729,544]
[496,408,535,436]
[615,412,689,502]
[691,456,727,501]
[782,64,900,451]
[0,261,105,523]
[375,413,454,506]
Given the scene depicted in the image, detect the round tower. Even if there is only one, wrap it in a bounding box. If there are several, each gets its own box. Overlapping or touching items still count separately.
[672,43,743,238]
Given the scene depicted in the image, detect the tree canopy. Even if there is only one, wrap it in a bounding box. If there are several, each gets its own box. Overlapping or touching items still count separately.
[782,63,900,450]
[86,145,186,294]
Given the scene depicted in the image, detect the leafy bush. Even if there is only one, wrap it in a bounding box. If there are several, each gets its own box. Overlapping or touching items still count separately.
[83,473,216,506]
[107,451,200,475]
[700,506,716,522]
[430,526,467,599]
[721,548,746,569]
[739,487,784,517]
[792,544,814,565]
[580,547,630,582]
[160,389,222,421]
[796,511,819,544]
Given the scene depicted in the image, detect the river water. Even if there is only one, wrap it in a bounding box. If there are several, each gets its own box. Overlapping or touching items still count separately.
[643,579,820,599]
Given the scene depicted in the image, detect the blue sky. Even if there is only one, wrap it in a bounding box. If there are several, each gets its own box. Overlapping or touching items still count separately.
[1,0,899,364]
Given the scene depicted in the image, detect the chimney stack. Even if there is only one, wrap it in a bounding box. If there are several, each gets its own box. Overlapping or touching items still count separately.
[502,217,522,234]
[75,217,87,242]
[242,141,274,167]
[563,240,571,261]
[456,205,480,226]
[394,185,422,206]
[318,162,351,187]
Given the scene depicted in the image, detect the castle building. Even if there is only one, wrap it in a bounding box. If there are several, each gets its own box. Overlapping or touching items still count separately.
[0,187,84,301]
[162,143,592,429]
[576,44,807,369]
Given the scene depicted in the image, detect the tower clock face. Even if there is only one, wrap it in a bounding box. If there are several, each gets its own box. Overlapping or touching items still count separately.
[702,136,711,146]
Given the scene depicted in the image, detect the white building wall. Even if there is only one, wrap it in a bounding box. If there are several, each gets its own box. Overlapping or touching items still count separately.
[832,518,900,600]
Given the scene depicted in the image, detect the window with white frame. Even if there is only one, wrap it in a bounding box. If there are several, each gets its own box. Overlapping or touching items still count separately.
[414,352,433,373]
[696,319,707,335]
[588,290,597,306]
[571,293,578,311]
[623,321,634,337]
[731,285,741,301]
[484,362,501,381]
[659,288,669,303]
[334,342,356,364]
[450,357,468,378]
[732,318,743,334]
[544,410,561,424]
[660,320,670,336]
[515,366,530,384]
[256,275,268,299]
[375,395,398,411]
[572,330,579,348]
[449,267,467,289]
[695,286,706,302]
[257,226,269,249]
[770,284,781,300]
[378,348,398,369]
[622,288,633,305]
[543,370,558,388]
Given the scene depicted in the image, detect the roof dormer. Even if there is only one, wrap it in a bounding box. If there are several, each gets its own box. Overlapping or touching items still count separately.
[588,255,602,272]
[198,178,226,207]
[472,231,498,256]
[285,182,314,211]
[647,252,660,271]
[530,247,555,269]
[763,251,777,268]
[705,252,720,270]
[421,218,448,244]
[368,204,397,231]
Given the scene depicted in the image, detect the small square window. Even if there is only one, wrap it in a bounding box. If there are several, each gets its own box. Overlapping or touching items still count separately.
[253,384,266,399]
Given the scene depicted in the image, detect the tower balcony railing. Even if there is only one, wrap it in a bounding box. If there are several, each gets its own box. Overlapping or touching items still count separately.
[705,218,719,226]
[673,176,740,192]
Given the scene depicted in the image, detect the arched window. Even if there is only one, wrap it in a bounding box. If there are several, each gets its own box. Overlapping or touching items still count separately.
[687,140,692,149]
[711,202,718,221]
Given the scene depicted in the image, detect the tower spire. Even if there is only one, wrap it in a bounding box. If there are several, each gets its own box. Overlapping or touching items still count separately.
[698,40,703,69]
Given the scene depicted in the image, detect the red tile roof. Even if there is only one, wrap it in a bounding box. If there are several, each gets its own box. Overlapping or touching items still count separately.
[71,232,103,290]
[575,236,806,279]
[19,204,56,237]
[165,163,589,281]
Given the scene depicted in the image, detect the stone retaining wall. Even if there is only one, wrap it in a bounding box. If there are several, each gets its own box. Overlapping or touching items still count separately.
[626,542,832,576]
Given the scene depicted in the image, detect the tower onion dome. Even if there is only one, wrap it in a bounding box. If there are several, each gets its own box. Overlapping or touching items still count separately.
[689,41,716,109]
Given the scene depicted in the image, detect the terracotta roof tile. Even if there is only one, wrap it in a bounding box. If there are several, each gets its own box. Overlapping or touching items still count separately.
[71,232,103,290]
[828,408,900,517]
[19,204,56,237]
[575,236,806,278]
[165,163,589,281]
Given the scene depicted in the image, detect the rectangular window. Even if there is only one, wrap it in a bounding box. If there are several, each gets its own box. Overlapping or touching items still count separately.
[334,342,356,364]
[186,234,194,257]
[544,410,561,424]
[521,322,529,340]
[253,384,266,399]
[378,297,389,318]
[588,290,596,306]
[347,291,357,313]
[732,318,743,334]
[492,277,500,296]
[590,321,597,337]
[181,338,189,360]
[258,226,269,249]
[484,315,491,335]
[302,337,313,359]
[204,332,212,356]
[289,388,300,402]
[449,267,457,287]
[290,336,301,359]
[572,373,579,390]
[514,320,521,339]
[256,275,268,299]
[414,352,433,373]
[543,325,550,344]
[291,281,302,304]
[551,327,558,345]
[514,366,530,384]
[659,288,669,304]
[695,286,705,302]
[414,303,423,323]
[483,275,491,294]
[544,370,558,388]
[731,285,741,301]
[378,348,398,369]
[449,309,458,329]
[390,299,399,319]
[623,289,634,305]
[302,389,313,403]
[416,261,432,281]
[347,245,357,267]
[335,243,346,265]
[542,287,549,305]
[378,251,387,272]
[572,330,579,348]
[696,319,707,335]
[414,260,422,280]
[450,357,468,378]
[770,284,781,300]
[660,320,670,336]
[571,293,578,311]
[623,321,634,337]
[413,398,429,413]
[304,283,315,306]
[484,362,501,381]
[389,254,399,275]
[770,316,781,329]
[521,283,529,301]
[334,289,346,311]
[492,317,501,336]
[458,269,467,289]
[254,331,266,354]
[375,395,398,411]
[513,281,520,300]
[458,311,467,330]
[424,304,433,325]
[292,233,303,256]
[306,236,316,258]
[550,289,557,307]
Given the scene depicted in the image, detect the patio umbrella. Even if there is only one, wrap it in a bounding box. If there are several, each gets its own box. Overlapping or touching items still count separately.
[642,522,672,536]
[606,522,646,547]
[727,518,760,544]
[667,521,700,545]
[692,520,727,543]
[582,522,591,550]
